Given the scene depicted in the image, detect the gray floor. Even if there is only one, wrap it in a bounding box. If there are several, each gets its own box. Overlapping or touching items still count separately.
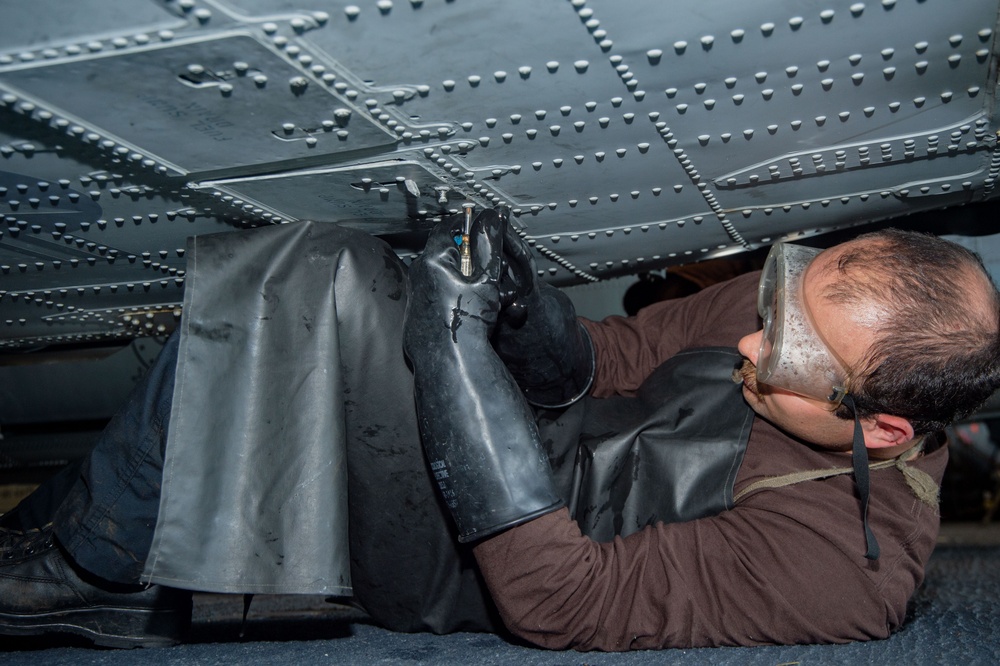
[3,523,999,665]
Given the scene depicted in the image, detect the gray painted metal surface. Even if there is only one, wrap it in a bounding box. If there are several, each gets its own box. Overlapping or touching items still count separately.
[1,0,1000,350]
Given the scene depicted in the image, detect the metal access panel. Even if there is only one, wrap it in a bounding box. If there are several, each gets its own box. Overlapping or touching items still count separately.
[0,33,396,177]
[197,157,467,234]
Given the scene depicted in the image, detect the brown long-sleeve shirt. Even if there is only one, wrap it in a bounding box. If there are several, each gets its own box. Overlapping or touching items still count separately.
[473,272,946,650]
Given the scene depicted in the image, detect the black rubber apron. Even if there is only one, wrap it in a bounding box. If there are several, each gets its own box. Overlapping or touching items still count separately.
[544,347,754,541]
[139,221,753,633]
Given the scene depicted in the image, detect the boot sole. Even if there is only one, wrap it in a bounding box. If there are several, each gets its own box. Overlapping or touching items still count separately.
[0,605,188,648]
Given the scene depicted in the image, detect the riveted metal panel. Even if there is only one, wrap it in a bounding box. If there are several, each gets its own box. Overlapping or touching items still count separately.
[0,34,396,177]
[197,158,468,233]
[0,0,184,54]
[1,0,999,349]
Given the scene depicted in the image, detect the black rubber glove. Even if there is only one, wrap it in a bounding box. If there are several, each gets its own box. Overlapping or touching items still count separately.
[493,218,595,408]
[403,207,564,543]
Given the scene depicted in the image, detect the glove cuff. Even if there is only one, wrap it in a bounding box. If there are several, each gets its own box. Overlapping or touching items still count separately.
[522,323,595,409]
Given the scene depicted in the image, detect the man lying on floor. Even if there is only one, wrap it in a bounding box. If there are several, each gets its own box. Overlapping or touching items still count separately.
[2,206,999,650]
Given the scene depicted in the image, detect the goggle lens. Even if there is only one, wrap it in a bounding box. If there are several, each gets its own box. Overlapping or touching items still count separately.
[754,243,848,407]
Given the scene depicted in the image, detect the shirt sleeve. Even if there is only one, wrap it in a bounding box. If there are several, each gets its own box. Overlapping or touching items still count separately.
[473,504,890,650]
[582,272,760,397]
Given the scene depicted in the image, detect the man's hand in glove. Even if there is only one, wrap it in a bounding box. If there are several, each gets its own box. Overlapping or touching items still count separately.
[493,219,595,408]
[404,208,504,356]
[403,208,563,543]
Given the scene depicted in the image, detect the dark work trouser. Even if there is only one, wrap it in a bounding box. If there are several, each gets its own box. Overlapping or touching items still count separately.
[0,332,178,581]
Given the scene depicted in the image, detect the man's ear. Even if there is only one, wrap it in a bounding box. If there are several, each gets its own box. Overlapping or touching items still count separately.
[861,414,916,449]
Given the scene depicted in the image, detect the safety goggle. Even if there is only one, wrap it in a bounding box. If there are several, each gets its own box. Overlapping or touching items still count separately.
[756,243,849,408]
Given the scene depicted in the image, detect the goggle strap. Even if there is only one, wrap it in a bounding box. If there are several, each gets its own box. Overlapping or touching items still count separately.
[843,395,880,561]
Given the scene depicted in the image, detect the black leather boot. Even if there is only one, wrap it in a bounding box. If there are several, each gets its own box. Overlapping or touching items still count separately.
[0,525,192,648]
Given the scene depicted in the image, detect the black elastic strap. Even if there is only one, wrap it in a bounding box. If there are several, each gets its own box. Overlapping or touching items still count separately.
[842,395,879,560]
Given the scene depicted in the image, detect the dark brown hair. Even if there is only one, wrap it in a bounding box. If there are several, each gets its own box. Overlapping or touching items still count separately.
[824,229,1000,434]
